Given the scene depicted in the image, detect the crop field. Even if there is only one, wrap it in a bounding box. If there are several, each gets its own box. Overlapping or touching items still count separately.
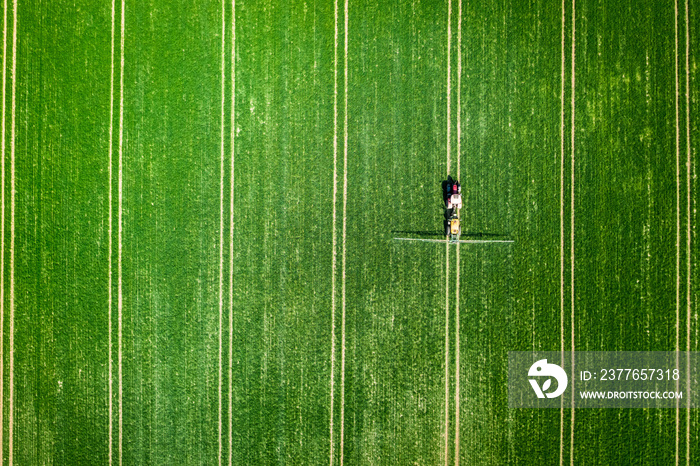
[0,0,697,464]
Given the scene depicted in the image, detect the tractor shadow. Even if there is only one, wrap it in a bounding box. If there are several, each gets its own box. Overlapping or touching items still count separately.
[441,176,454,206]
[392,230,445,238]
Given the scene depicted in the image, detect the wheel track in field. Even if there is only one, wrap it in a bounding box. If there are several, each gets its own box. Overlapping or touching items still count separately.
[0,0,8,461]
[675,0,680,461]
[683,0,691,462]
[228,1,236,464]
[569,0,576,463]
[108,0,117,462]
[117,0,125,462]
[444,244,450,466]
[339,1,349,464]
[559,0,566,464]
[329,0,338,462]
[8,0,16,462]
[218,0,226,461]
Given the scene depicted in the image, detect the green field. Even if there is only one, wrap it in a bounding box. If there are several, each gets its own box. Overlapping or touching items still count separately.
[1,0,698,464]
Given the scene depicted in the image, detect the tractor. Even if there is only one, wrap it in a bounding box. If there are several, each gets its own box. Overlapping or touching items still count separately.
[444,179,462,242]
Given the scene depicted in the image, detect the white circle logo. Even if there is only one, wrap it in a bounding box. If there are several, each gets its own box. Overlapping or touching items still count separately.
[528,359,568,398]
